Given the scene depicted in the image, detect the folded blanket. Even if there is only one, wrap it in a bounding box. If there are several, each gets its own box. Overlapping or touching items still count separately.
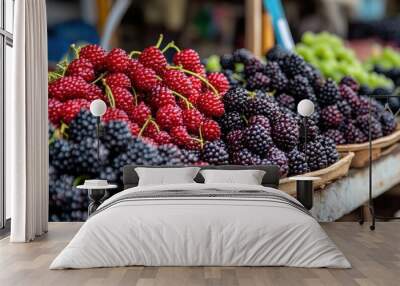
[50,183,350,269]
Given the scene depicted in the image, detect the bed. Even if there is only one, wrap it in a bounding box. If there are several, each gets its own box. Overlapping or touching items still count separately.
[50,165,350,269]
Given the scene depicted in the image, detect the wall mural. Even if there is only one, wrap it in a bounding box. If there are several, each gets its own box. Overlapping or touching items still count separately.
[48,35,397,221]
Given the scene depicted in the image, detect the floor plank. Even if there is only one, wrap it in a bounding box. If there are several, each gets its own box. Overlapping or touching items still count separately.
[0,222,399,286]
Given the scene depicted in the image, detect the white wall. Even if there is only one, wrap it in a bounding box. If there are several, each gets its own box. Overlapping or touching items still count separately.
[5,44,13,219]
[4,0,14,220]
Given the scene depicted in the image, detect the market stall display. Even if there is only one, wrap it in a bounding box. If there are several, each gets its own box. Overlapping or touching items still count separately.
[207,45,400,193]
[48,33,400,221]
[214,49,345,174]
[40,0,400,233]
[48,37,344,221]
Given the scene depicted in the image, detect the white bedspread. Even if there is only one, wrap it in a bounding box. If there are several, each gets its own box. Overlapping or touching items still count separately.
[50,183,350,269]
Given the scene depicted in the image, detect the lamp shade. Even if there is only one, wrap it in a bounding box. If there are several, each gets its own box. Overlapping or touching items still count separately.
[297,99,315,117]
[90,99,107,117]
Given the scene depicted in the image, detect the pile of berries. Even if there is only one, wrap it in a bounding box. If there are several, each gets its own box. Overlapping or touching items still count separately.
[48,36,228,147]
[49,38,397,221]
[215,47,397,146]
[48,36,230,221]
[315,76,397,144]
[219,86,339,177]
[206,48,341,176]
[208,47,396,176]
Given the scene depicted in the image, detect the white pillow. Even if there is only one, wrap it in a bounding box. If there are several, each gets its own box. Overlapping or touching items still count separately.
[200,169,266,185]
[135,167,200,186]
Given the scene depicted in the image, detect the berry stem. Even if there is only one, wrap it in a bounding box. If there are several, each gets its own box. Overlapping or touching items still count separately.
[138,116,152,137]
[150,119,160,133]
[129,50,141,58]
[171,90,193,109]
[91,72,107,84]
[169,65,219,97]
[198,126,205,149]
[248,91,256,98]
[48,137,56,145]
[58,122,69,139]
[155,34,164,49]
[48,128,59,145]
[190,137,204,150]
[56,60,68,71]
[232,73,244,82]
[54,59,69,78]
[48,71,63,83]
[70,44,80,59]
[131,87,138,106]
[102,79,116,108]
[161,41,180,53]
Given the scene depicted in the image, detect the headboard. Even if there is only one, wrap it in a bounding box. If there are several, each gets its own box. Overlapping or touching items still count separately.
[122,165,280,189]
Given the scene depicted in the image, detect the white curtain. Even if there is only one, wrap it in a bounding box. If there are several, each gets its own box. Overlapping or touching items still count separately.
[8,0,48,242]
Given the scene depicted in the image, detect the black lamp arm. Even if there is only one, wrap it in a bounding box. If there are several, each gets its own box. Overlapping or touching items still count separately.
[296,180,314,210]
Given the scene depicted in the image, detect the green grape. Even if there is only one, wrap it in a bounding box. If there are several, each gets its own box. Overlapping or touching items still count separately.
[235,63,244,73]
[303,51,317,63]
[312,44,325,58]
[378,74,394,88]
[362,71,372,82]
[329,38,343,50]
[295,44,315,62]
[331,71,343,82]
[363,62,374,71]
[380,59,392,69]
[367,58,377,66]
[205,55,221,72]
[352,69,366,82]
[320,60,337,75]
[308,59,320,68]
[330,44,344,56]
[295,43,307,51]
[335,49,351,62]
[365,46,400,71]
[302,32,316,46]
[368,75,379,88]
[392,56,400,67]
[314,45,335,61]
[337,63,352,75]
[317,32,331,42]
[382,48,396,62]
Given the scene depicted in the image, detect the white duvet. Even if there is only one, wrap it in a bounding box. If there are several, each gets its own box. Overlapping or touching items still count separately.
[50,183,350,269]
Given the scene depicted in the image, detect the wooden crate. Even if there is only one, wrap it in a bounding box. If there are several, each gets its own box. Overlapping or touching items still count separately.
[279,152,355,196]
[336,128,400,168]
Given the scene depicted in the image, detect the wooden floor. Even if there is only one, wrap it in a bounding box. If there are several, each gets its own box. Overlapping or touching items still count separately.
[1,222,399,286]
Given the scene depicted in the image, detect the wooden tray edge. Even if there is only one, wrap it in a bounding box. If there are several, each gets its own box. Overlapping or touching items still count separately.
[336,126,400,152]
[279,152,355,195]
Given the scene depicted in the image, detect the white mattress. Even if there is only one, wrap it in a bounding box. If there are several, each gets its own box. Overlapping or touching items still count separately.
[50,183,350,269]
